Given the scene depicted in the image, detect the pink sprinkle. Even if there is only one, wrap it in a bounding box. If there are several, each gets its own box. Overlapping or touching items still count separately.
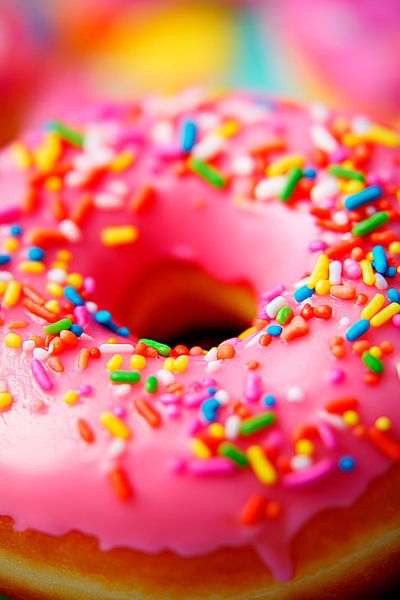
[329,148,349,163]
[282,458,335,487]
[366,173,380,186]
[244,373,262,403]
[317,423,337,450]
[330,368,345,384]
[344,259,362,280]
[262,284,285,303]
[74,305,90,328]
[83,276,96,294]
[188,417,202,436]
[188,458,236,476]
[0,205,22,224]
[113,406,126,418]
[159,393,180,405]
[183,389,212,408]
[31,359,53,391]
[166,405,181,419]
[309,239,328,253]
[79,384,93,396]
[393,314,400,328]
[170,458,186,474]
[202,377,217,387]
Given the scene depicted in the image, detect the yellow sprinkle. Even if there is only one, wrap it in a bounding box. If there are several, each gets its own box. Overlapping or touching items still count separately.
[46,282,64,297]
[342,180,364,195]
[106,354,124,371]
[369,346,383,359]
[100,411,131,439]
[3,280,22,307]
[238,326,257,340]
[110,150,135,172]
[0,392,13,410]
[45,300,60,314]
[66,272,84,290]
[51,261,69,270]
[4,238,19,252]
[44,176,63,191]
[295,439,315,456]
[19,261,46,274]
[174,355,189,373]
[370,302,400,327]
[361,293,385,320]
[216,120,240,138]
[343,410,360,427]
[375,416,391,431]
[246,445,278,485]
[106,338,118,344]
[10,142,32,170]
[366,251,374,262]
[163,357,175,372]
[189,438,211,459]
[315,279,331,295]
[0,282,7,295]
[389,241,400,254]
[130,354,147,370]
[362,124,400,148]
[101,226,139,247]
[57,250,73,262]
[308,254,330,288]
[208,423,225,439]
[34,133,62,173]
[342,133,361,147]
[63,389,79,405]
[360,260,375,286]
[267,153,305,177]
[4,333,22,348]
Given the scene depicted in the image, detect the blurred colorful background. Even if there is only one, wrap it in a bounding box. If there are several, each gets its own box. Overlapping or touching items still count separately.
[0,0,399,145]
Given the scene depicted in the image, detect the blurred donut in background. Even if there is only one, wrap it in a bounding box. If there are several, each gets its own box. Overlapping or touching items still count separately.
[274,0,400,121]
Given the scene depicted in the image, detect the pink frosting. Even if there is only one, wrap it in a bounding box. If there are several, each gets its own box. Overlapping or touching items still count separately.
[0,90,399,582]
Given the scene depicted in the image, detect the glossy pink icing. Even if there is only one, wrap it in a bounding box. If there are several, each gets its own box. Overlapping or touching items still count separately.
[0,90,399,582]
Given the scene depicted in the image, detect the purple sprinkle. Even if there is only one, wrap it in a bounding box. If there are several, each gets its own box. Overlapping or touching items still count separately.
[262,284,285,302]
[188,457,236,476]
[309,239,328,253]
[330,368,345,385]
[202,377,217,387]
[79,384,93,396]
[393,314,400,328]
[31,359,53,391]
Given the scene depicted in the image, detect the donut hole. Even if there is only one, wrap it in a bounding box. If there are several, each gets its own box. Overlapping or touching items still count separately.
[116,259,257,348]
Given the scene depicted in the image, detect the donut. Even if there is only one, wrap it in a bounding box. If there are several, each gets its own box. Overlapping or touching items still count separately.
[0,89,399,600]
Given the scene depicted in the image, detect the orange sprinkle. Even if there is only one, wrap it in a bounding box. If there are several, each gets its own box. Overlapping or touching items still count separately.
[60,329,79,347]
[51,194,67,222]
[250,138,286,156]
[77,348,90,370]
[22,188,39,214]
[70,194,93,225]
[330,285,356,299]
[356,293,369,306]
[22,284,46,305]
[329,336,344,348]
[300,303,314,320]
[89,347,101,359]
[30,228,66,247]
[331,345,346,359]
[6,320,28,329]
[364,372,380,386]
[30,335,45,348]
[217,343,236,360]
[23,298,58,323]
[129,185,155,214]
[47,356,64,373]
[48,336,64,355]
[352,340,371,355]
[326,397,359,414]
[350,247,365,261]
[189,346,203,356]
[326,237,363,260]
[265,501,282,520]
[313,305,332,319]
[368,427,400,461]
[240,494,266,525]
[281,316,309,342]
[292,423,319,440]
[247,360,259,370]
[77,418,95,444]
[370,230,397,247]
[380,341,394,355]
[108,467,132,501]
[316,219,350,233]
[134,399,162,428]
[259,334,272,347]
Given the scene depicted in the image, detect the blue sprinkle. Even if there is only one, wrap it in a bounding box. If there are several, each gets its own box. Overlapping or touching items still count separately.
[263,394,276,407]
[384,266,397,278]
[28,246,45,262]
[388,288,400,303]
[338,455,356,472]
[70,324,83,337]
[345,319,370,342]
[267,325,282,337]
[201,398,220,423]
[94,310,112,324]
[64,285,85,306]
[0,255,11,266]
[207,387,217,396]
[181,119,198,152]
[344,185,382,211]
[372,245,387,274]
[117,326,130,337]
[303,167,316,179]
[10,224,22,236]
[294,285,315,303]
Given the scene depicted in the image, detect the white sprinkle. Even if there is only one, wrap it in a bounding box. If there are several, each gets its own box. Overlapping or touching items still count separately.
[23,339,35,353]
[352,115,371,135]
[339,316,351,328]
[318,409,346,429]
[206,359,222,374]
[375,273,389,290]
[156,369,176,386]
[0,271,12,282]
[64,170,88,188]
[225,414,241,439]
[329,260,342,285]
[245,331,264,348]
[113,384,131,397]
[332,211,349,226]
[310,176,339,202]
[152,120,174,145]
[47,268,67,284]
[108,438,127,458]
[80,333,94,342]
[107,180,129,196]
[266,295,285,318]
[290,455,312,471]
[310,124,338,153]
[254,176,286,201]
[33,347,48,361]
[99,343,135,354]
[309,102,329,123]
[94,192,123,210]
[193,135,224,161]
[214,389,230,405]
[59,219,81,243]
[85,301,98,313]
[286,386,305,402]
[231,155,256,177]
[396,363,400,381]
[204,348,217,362]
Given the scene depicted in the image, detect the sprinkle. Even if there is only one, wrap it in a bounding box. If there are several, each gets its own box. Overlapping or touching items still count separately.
[59,219,82,243]
[216,343,236,360]
[330,285,356,299]
[276,306,293,325]
[370,302,400,327]
[362,352,384,374]
[129,185,155,214]
[267,325,282,337]
[254,176,286,201]
[63,390,79,405]
[329,261,342,285]
[218,442,249,467]
[281,316,309,342]
[244,372,263,403]
[326,397,359,414]
[294,285,314,303]
[375,416,391,431]
[0,392,13,410]
[181,119,198,152]
[77,348,90,370]
[283,458,335,487]
[188,457,236,476]
[328,164,364,181]
[108,467,133,501]
[266,153,305,177]
[372,245,388,274]
[64,285,85,306]
[100,343,135,354]
[338,456,356,471]
[139,339,171,357]
[3,280,22,307]
[310,124,338,153]
[31,359,53,391]
[246,445,278,485]
[100,411,131,439]
[188,157,226,188]
[352,211,389,237]
[279,166,303,201]
[134,398,161,427]
[368,427,400,461]
[361,294,386,320]
[240,495,266,526]
[46,121,84,147]
[286,387,304,402]
[101,225,139,247]
[266,296,285,318]
[240,412,276,436]
[344,185,382,210]
[77,418,95,443]
[4,333,22,348]
[360,260,376,286]
[144,375,158,394]
[345,319,370,342]
[110,371,141,384]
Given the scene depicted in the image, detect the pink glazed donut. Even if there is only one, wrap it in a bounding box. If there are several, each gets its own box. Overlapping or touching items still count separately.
[0,89,399,600]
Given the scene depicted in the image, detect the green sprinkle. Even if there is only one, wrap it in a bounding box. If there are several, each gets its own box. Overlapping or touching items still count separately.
[279,166,303,201]
[110,371,141,384]
[145,375,158,393]
[139,339,171,357]
[46,121,84,148]
[240,412,276,436]
[44,318,72,335]
[188,157,226,189]
[362,351,384,374]
[352,211,389,237]
[328,164,365,182]
[276,306,293,325]
[218,442,249,467]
